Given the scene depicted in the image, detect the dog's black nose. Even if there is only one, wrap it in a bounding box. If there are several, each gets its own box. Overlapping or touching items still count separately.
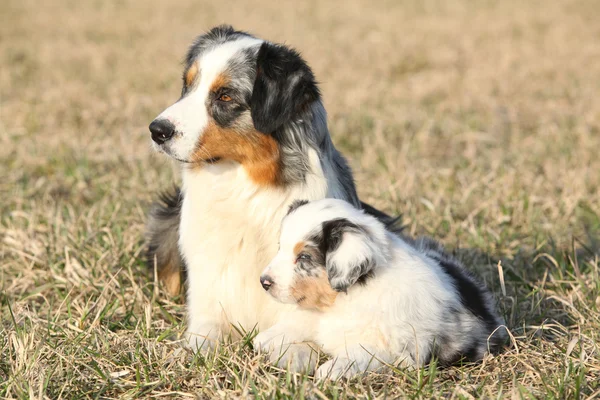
[260,276,273,291]
[149,119,175,144]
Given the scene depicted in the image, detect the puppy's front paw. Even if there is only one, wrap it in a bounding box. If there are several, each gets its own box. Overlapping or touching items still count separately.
[253,329,287,353]
[316,358,361,381]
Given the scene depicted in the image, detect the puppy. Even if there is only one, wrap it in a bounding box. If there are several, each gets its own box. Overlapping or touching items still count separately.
[253,199,506,380]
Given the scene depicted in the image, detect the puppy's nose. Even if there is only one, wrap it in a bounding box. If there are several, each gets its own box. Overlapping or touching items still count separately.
[260,275,273,291]
[149,119,175,144]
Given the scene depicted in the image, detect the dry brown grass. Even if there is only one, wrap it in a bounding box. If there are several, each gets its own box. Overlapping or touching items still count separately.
[2,0,600,398]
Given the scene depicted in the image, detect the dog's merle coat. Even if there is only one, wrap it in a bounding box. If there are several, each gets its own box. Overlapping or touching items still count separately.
[145,26,401,365]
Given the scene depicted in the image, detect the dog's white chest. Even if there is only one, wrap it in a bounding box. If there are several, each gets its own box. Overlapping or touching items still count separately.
[179,164,326,333]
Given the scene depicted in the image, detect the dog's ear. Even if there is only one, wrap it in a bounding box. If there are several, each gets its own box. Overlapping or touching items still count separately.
[251,42,320,134]
[320,218,376,293]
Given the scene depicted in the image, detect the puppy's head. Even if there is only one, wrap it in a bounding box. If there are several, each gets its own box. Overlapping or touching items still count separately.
[149,25,320,186]
[260,199,389,311]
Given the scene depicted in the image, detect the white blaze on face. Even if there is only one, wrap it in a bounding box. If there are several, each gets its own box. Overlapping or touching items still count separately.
[153,37,263,161]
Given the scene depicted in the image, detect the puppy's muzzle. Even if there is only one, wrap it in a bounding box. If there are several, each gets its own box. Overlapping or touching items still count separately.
[149,119,176,144]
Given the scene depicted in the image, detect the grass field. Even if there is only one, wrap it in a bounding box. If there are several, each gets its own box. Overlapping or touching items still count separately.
[2,0,600,398]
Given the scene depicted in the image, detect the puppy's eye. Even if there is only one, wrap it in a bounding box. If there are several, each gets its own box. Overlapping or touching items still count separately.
[217,94,232,102]
[296,253,311,262]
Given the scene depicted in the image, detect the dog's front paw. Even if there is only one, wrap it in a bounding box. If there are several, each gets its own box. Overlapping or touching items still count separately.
[316,358,362,381]
[270,343,319,374]
[254,330,319,374]
[184,325,220,354]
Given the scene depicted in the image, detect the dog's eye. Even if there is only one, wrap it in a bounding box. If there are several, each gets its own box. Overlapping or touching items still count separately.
[217,94,232,102]
[296,253,311,262]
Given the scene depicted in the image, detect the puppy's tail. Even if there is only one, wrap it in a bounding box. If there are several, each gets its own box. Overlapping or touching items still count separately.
[145,186,186,296]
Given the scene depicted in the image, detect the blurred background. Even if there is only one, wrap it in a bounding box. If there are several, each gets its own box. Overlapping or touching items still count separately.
[3,0,599,247]
[2,0,599,397]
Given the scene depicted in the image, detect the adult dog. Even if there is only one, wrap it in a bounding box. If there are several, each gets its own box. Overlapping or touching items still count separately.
[146,25,394,368]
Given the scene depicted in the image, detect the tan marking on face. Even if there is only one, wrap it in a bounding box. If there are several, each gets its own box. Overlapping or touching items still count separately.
[184,62,199,87]
[209,72,230,93]
[158,260,182,296]
[291,269,338,311]
[192,121,281,186]
[293,241,306,258]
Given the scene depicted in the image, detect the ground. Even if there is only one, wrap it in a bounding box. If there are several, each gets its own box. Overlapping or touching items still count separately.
[1,0,599,398]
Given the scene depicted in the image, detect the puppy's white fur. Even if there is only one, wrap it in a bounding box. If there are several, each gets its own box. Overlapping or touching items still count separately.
[255,199,505,380]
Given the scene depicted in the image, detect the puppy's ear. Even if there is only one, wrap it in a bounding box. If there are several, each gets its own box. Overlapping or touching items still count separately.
[251,42,320,134]
[321,218,376,293]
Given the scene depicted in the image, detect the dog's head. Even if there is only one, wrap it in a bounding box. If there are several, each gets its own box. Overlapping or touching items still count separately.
[149,25,320,186]
[260,199,390,311]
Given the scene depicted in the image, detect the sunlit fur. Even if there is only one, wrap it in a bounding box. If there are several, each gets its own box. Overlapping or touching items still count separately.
[255,199,506,380]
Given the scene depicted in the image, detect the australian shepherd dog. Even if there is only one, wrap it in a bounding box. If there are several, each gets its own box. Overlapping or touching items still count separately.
[146,25,395,371]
